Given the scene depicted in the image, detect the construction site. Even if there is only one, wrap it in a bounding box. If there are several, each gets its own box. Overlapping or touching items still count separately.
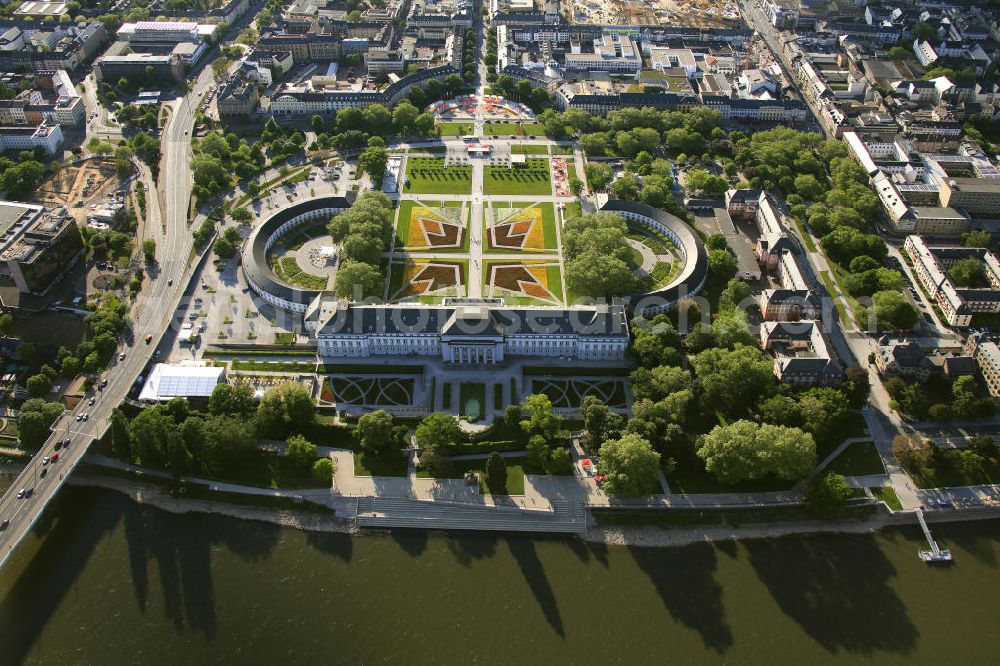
[34,157,120,211]
[567,0,742,27]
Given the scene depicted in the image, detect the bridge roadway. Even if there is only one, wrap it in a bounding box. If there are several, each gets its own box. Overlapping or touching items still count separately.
[0,68,218,570]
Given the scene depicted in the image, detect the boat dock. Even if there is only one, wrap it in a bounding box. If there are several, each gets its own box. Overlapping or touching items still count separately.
[916,508,953,563]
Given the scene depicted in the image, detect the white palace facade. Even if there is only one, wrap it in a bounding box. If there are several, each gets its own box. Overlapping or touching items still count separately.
[306,299,630,364]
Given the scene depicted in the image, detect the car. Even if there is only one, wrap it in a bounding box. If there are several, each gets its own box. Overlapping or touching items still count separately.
[118,352,126,361]
[24,488,32,498]
[54,441,62,451]
[81,414,88,422]
[145,334,153,344]
[0,518,9,531]
[42,458,48,466]
[100,379,108,389]
[167,279,173,286]
[16,489,24,499]
[49,453,59,464]
[40,467,47,478]
[75,413,83,422]
[88,397,96,406]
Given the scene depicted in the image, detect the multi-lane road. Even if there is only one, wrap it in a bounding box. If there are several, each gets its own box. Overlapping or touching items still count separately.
[0,66,219,569]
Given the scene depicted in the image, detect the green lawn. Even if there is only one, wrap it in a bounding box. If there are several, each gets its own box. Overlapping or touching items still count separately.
[564,200,582,220]
[819,271,851,326]
[551,145,574,155]
[195,452,324,489]
[484,159,551,195]
[274,256,328,290]
[906,455,1000,489]
[484,122,543,136]
[666,455,797,494]
[416,455,526,495]
[871,486,902,511]
[353,451,409,477]
[459,383,487,421]
[512,144,549,155]
[825,441,886,476]
[436,122,475,136]
[404,157,472,195]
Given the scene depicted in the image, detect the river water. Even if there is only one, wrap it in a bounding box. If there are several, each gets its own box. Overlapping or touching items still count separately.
[1,482,999,665]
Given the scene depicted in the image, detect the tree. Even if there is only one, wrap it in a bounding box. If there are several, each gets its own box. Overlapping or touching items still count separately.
[706,233,728,251]
[392,101,419,134]
[334,260,383,299]
[547,447,573,475]
[25,373,52,399]
[820,227,887,265]
[597,433,661,497]
[718,278,751,310]
[419,445,452,477]
[484,451,508,494]
[110,408,132,460]
[358,145,388,183]
[759,394,802,427]
[312,457,334,483]
[579,133,608,156]
[861,290,918,331]
[948,258,987,287]
[416,412,461,450]
[0,312,13,336]
[16,400,62,450]
[707,249,737,284]
[255,382,315,438]
[504,403,523,427]
[165,430,192,481]
[210,232,235,259]
[230,207,253,224]
[520,393,561,440]
[886,46,910,61]
[209,381,255,415]
[286,434,318,466]
[129,406,173,466]
[526,434,550,470]
[804,472,853,519]
[962,230,991,248]
[796,387,850,442]
[698,420,816,484]
[142,238,156,264]
[584,163,612,190]
[355,409,396,456]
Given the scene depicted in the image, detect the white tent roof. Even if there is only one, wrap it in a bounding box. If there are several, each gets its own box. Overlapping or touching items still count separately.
[138,363,225,402]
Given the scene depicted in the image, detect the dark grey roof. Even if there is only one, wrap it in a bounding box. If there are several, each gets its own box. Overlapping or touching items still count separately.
[319,304,629,338]
[242,196,350,307]
[600,199,709,309]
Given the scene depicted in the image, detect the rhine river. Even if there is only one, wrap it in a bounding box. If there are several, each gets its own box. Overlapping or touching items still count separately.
[1,482,999,665]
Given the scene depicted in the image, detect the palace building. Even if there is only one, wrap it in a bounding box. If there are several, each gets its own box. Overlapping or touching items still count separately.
[309,299,629,364]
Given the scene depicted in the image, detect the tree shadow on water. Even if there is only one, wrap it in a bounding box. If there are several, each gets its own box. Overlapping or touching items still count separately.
[0,488,122,665]
[934,521,1000,568]
[508,536,564,638]
[306,531,354,562]
[389,528,427,557]
[443,531,498,567]
[126,504,281,641]
[124,503,149,611]
[565,536,609,568]
[630,542,733,653]
[743,535,918,656]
